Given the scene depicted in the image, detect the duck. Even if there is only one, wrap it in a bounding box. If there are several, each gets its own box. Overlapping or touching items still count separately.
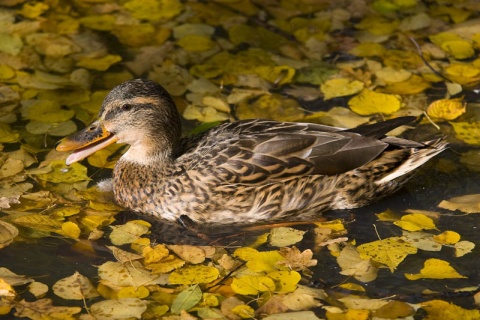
[56,79,447,224]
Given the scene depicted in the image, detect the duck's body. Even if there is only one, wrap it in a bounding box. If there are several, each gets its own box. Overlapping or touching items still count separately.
[57,79,446,224]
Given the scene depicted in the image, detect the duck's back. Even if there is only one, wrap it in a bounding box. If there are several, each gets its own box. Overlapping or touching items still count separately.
[118,118,446,223]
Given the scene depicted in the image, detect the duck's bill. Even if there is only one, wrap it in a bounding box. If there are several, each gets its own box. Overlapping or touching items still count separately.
[56,122,118,166]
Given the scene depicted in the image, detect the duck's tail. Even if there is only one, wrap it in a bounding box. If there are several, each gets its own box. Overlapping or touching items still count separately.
[375,138,447,185]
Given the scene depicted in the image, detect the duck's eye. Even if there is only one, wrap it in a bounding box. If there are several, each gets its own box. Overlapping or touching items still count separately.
[121,104,132,111]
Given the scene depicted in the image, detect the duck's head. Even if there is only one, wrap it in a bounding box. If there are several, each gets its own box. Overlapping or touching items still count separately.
[56,79,181,166]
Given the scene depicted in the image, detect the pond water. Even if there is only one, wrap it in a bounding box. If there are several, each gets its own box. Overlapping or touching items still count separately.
[1,0,480,319]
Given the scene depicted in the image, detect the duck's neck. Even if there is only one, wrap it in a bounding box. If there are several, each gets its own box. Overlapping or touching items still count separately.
[120,135,177,167]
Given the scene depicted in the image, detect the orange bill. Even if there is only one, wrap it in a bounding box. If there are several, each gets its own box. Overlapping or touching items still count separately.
[56,121,118,165]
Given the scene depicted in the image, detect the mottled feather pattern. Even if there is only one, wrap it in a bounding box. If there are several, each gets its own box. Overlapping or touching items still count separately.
[60,79,447,224]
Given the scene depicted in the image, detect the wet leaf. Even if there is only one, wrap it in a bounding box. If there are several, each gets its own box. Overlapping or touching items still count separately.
[0,268,33,286]
[231,275,276,295]
[358,237,418,272]
[90,298,147,320]
[427,98,466,120]
[320,78,364,100]
[401,231,442,251]
[27,281,48,298]
[98,261,165,287]
[168,244,206,264]
[393,213,437,231]
[268,270,301,293]
[0,220,18,248]
[35,160,90,183]
[234,247,284,272]
[52,271,99,300]
[0,278,16,297]
[109,220,151,245]
[405,258,466,280]
[438,194,480,213]
[337,245,378,282]
[171,285,202,314]
[433,231,460,245]
[169,265,219,285]
[269,227,306,247]
[276,247,317,271]
[420,300,480,320]
[14,299,81,319]
[348,89,402,115]
[455,241,475,257]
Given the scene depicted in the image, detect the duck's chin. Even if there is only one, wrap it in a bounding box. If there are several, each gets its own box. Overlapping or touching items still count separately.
[66,135,118,165]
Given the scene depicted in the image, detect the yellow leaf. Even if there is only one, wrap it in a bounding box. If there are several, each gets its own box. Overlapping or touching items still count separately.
[358,237,418,272]
[60,221,81,239]
[349,42,386,57]
[35,160,89,183]
[90,298,147,320]
[109,221,150,245]
[25,100,74,123]
[455,241,475,257]
[233,247,284,272]
[444,64,480,85]
[124,0,183,22]
[427,98,466,120]
[267,270,301,293]
[98,261,164,287]
[231,275,275,295]
[18,2,49,19]
[112,24,155,47]
[314,219,346,231]
[76,54,122,71]
[52,272,99,300]
[0,278,15,297]
[146,256,186,273]
[441,40,475,59]
[433,231,461,245]
[79,14,116,31]
[232,304,255,319]
[0,64,15,80]
[142,244,170,264]
[28,282,48,299]
[13,214,63,232]
[393,213,437,231]
[14,299,81,319]
[320,78,364,100]
[374,300,415,319]
[375,67,412,83]
[277,247,317,271]
[0,123,19,143]
[236,93,304,122]
[421,300,480,320]
[337,245,378,282]
[177,35,215,52]
[254,65,295,85]
[348,89,401,115]
[169,265,219,285]
[87,143,124,169]
[168,244,206,264]
[381,74,431,94]
[269,227,306,247]
[116,286,150,299]
[0,221,18,249]
[438,193,480,213]
[405,258,466,280]
[326,308,370,320]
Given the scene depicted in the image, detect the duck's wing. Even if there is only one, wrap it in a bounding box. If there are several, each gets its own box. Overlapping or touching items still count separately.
[183,117,417,184]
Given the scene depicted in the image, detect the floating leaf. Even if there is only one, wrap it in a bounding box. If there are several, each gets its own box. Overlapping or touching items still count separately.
[276,247,317,271]
[393,213,437,232]
[90,298,148,320]
[268,270,301,293]
[401,231,442,251]
[0,220,18,249]
[14,299,81,319]
[455,241,475,257]
[320,78,364,100]
[231,275,276,295]
[405,258,466,280]
[433,231,460,245]
[427,98,466,120]
[24,100,74,123]
[358,237,418,272]
[98,261,164,287]
[337,245,378,282]
[168,245,206,264]
[421,299,480,320]
[27,282,48,298]
[0,278,15,297]
[52,272,98,300]
[169,265,219,285]
[76,54,122,71]
[269,227,306,247]
[234,247,284,272]
[109,220,150,245]
[438,194,480,213]
[35,160,90,183]
[142,244,170,264]
[171,285,202,314]
[59,221,81,239]
[348,89,401,115]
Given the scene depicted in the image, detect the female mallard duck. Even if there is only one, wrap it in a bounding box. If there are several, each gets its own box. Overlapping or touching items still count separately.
[57,79,446,224]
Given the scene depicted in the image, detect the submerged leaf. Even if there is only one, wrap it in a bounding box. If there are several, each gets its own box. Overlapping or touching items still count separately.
[438,194,480,213]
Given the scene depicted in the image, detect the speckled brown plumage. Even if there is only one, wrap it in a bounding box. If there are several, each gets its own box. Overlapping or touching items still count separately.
[57,79,447,224]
